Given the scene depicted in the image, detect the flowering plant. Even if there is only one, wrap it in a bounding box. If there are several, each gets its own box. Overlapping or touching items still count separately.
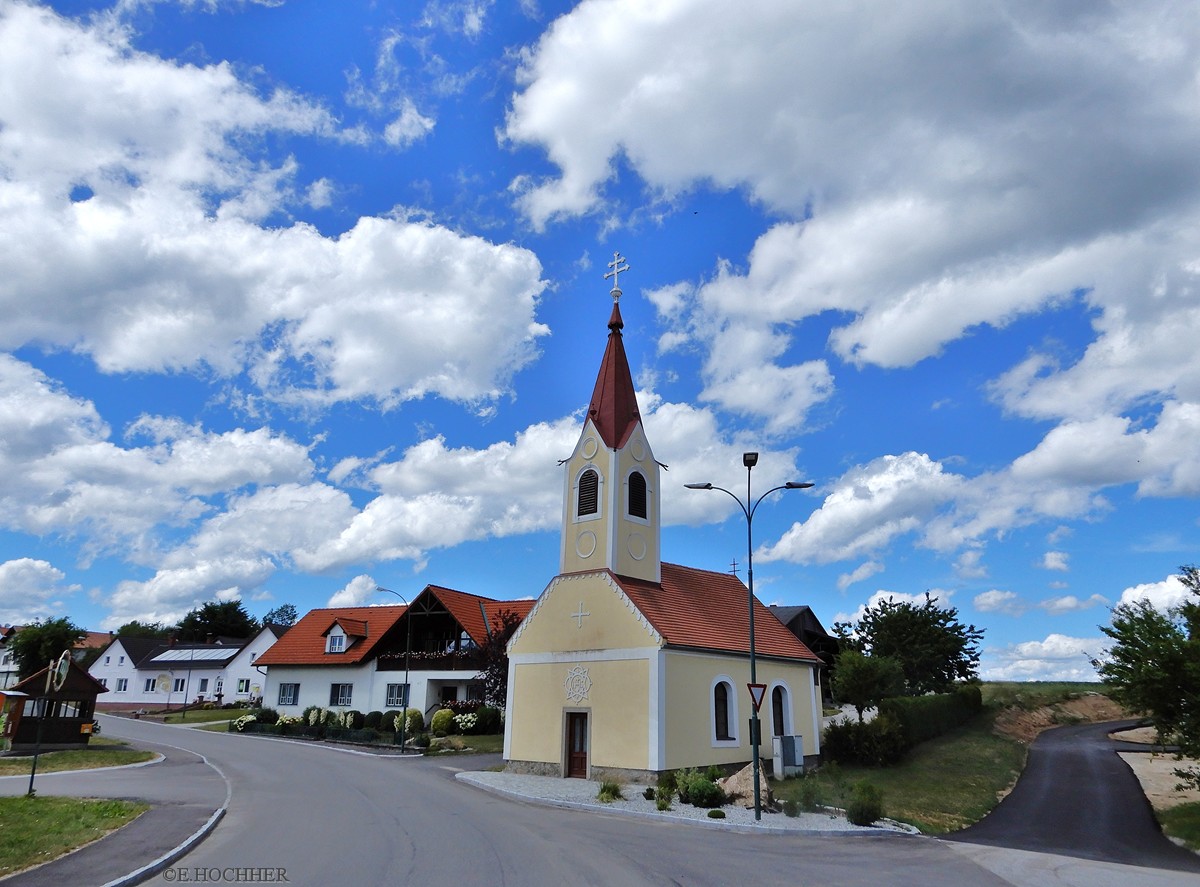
[454,713,478,733]
[233,714,257,732]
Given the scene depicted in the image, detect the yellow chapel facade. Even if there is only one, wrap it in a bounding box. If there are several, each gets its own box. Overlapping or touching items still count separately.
[504,260,822,780]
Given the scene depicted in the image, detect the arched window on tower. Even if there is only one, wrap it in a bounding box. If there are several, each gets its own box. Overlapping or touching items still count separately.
[577,469,599,517]
[628,470,647,519]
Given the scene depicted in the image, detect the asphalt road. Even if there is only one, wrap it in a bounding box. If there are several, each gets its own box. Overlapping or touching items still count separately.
[947,719,1200,874]
[4,716,1199,887]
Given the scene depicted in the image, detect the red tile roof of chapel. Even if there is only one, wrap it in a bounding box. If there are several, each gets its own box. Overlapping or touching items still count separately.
[614,563,820,662]
[586,301,642,449]
[255,605,406,666]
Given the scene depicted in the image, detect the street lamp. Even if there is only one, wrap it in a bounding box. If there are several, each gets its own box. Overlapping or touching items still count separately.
[686,452,813,821]
[376,587,412,755]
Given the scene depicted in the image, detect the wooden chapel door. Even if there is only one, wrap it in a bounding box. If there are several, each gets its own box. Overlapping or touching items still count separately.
[566,712,588,778]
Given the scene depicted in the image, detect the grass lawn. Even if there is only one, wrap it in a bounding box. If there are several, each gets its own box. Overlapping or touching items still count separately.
[0,740,155,777]
[110,708,244,725]
[0,795,148,876]
[1159,801,1200,851]
[775,710,1027,834]
[981,681,1106,709]
[424,733,505,755]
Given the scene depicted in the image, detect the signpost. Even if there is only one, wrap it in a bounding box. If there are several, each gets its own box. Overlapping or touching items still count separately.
[28,650,72,797]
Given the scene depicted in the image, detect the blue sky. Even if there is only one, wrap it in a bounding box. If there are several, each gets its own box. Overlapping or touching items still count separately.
[2,0,1199,681]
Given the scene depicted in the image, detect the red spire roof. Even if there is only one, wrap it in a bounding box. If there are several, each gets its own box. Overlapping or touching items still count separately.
[586,300,641,449]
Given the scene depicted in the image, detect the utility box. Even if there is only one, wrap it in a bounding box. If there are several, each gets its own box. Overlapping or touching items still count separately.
[771,734,803,779]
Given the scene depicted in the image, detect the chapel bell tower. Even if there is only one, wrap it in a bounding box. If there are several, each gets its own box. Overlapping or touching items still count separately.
[559,253,661,583]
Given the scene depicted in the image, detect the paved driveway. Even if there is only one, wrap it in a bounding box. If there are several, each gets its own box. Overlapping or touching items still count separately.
[946,719,1200,874]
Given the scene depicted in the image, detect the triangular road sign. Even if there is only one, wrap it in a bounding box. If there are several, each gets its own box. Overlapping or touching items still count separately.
[747,682,767,712]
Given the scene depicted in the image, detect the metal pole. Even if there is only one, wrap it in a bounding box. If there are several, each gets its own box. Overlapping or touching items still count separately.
[745,460,762,821]
[402,610,412,755]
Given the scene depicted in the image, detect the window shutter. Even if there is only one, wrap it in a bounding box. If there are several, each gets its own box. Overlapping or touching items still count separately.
[578,469,599,516]
[628,471,647,519]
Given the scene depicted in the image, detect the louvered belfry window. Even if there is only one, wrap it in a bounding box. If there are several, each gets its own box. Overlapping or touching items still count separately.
[628,471,647,519]
[578,469,599,516]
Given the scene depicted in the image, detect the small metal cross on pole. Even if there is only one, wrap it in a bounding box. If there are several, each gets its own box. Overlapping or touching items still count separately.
[604,252,630,301]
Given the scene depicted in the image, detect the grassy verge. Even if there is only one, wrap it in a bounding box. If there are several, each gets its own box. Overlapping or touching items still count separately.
[776,711,1026,834]
[1158,802,1200,851]
[980,681,1105,709]
[425,733,504,755]
[0,796,148,876]
[109,708,247,725]
[0,742,155,777]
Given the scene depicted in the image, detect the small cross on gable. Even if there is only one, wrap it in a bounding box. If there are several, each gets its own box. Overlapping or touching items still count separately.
[569,601,591,629]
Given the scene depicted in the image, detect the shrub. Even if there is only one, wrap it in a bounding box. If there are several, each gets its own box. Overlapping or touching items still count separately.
[475,705,502,734]
[341,710,365,730]
[253,707,279,725]
[655,783,673,807]
[878,686,981,747]
[383,710,402,732]
[404,708,424,736]
[413,733,431,748]
[430,708,456,736]
[643,786,655,801]
[706,809,726,819]
[675,768,699,805]
[597,780,623,803]
[454,712,478,734]
[656,770,678,796]
[656,796,671,812]
[846,781,884,827]
[364,711,383,731]
[232,714,256,732]
[796,775,822,812]
[704,764,722,783]
[683,774,726,809]
[783,799,800,817]
[822,713,907,766]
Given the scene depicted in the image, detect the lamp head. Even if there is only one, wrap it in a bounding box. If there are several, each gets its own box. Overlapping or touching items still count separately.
[684,482,713,490]
[785,482,815,490]
[742,452,759,468]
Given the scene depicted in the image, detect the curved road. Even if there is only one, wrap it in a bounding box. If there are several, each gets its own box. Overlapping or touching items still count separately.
[948,719,1200,874]
[5,716,1199,886]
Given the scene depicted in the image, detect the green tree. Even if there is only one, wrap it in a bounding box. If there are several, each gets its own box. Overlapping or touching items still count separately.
[835,593,983,695]
[474,609,524,709]
[8,617,85,680]
[115,620,172,639]
[831,649,905,721]
[175,601,259,642]
[1099,564,1200,790]
[263,604,298,627]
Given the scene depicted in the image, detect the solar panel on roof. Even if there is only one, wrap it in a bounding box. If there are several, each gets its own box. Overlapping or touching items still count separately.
[149,649,234,663]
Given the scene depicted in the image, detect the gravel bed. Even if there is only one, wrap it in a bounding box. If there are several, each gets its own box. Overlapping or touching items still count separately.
[457,770,916,835]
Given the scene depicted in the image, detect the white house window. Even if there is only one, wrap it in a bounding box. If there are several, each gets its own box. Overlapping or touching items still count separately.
[98,677,108,688]
[385,683,409,708]
[144,678,156,692]
[327,633,346,654]
[173,678,185,693]
[104,655,111,665]
[329,683,353,706]
[119,656,125,665]
[237,679,250,694]
[250,652,257,663]
[278,683,299,706]
[710,675,740,747]
[198,678,209,693]
[577,468,599,517]
[627,470,647,519]
[116,678,128,692]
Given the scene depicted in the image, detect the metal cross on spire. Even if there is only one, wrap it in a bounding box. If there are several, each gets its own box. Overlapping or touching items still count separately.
[604,251,630,301]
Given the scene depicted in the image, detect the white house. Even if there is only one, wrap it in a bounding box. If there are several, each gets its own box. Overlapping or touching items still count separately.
[259,586,533,720]
[89,625,284,709]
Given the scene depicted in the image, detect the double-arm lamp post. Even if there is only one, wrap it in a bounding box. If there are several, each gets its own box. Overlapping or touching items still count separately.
[686,452,813,821]
[376,586,412,755]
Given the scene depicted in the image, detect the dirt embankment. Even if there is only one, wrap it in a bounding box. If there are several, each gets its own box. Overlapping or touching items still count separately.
[991,693,1127,744]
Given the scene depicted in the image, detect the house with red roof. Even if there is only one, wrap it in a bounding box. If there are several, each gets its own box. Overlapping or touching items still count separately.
[504,263,823,780]
[258,587,533,719]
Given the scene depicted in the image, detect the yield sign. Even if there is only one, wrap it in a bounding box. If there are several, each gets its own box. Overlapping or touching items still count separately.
[747,683,767,712]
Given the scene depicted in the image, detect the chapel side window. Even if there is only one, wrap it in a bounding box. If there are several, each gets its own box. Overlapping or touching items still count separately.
[577,469,599,517]
[628,470,647,519]
[772,685,788,736]
[714,681,733,741]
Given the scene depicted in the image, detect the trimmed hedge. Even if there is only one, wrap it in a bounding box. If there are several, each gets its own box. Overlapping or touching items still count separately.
[877,684,982,747]
[822,713,907,766]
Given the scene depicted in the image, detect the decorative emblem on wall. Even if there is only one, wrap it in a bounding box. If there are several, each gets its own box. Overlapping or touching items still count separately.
[565,665,592,703]
[570,602,591,629]
[575,530,597,558]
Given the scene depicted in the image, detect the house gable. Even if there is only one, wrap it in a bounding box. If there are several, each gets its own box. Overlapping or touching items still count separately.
[255,606,406,667]
[509,571,662,657]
